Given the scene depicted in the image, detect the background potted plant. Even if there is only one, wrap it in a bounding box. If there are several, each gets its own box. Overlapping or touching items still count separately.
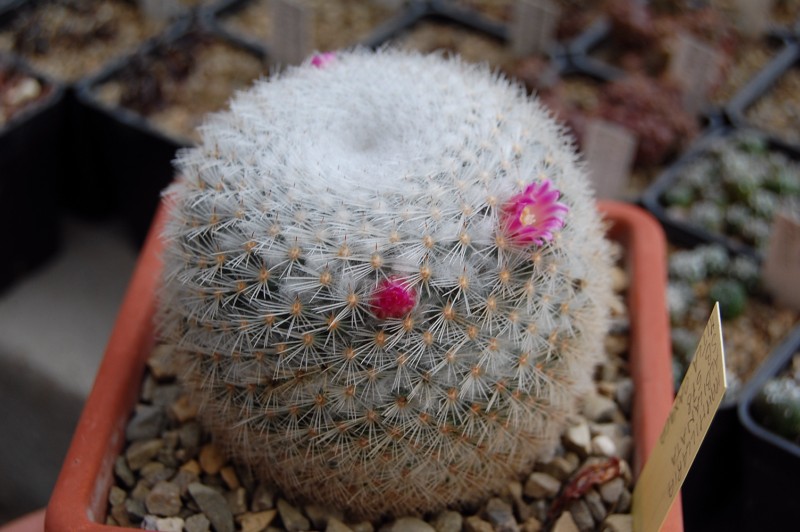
[738,326,800,530]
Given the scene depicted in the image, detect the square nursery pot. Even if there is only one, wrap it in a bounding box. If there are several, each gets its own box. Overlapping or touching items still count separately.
[375,0,570,88]
[726,41,800,149]
[205,0,417,58]
[74,20,270,248]
[663,239,799,531]
[45,200,684,531]
[738,325,800,530]
[0,56,65,293]
[570,4,793,117]
[644,126,800,529]
[0,0,189,218]
[641,126,800,261]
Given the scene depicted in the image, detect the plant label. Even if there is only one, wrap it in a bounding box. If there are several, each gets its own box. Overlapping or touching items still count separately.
[271,0,313,66]
[763,211,800,311]
[668,33,723,114]
[733,0,772,38]
[583,119,637,200]
[510,0,561,57]
[632,304,727,532]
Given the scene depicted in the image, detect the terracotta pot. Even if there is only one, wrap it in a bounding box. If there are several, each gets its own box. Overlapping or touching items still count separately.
[45,200,682,531]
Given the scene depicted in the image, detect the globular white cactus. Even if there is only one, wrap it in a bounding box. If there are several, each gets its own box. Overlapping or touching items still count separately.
[158,49,615,519]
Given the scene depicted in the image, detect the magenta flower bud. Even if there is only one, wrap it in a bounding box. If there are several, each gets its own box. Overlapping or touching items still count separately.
[501,179,569,245]
[311,52,337,68]
[371,277,417,319]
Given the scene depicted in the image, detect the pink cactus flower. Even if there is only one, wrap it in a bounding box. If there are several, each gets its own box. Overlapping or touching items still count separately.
[371,277,417,319]
[311,52,337,68]
[501,179,569,245]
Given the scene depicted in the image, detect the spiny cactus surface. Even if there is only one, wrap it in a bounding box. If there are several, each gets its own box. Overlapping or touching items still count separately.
[159,49,615,519]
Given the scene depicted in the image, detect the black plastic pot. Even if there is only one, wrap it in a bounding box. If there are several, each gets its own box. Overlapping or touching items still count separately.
[662,236,753,532]
[206,0,422,56]
[640,126,800,261]
[567,17,625,81]
[738,326,800,530]
[0,0,200,219]
[0,57,65,293]
[373,0,570,74]
[682,405,743,532]
[75,20,270,247]
[726,42,800,148]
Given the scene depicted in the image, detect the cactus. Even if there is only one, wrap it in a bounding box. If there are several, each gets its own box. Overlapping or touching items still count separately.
[158,49,615,519]
[753,376,800,445]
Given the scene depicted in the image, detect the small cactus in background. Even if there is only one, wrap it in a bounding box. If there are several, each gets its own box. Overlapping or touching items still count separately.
[158,49,616,519]
[753,375,800,445]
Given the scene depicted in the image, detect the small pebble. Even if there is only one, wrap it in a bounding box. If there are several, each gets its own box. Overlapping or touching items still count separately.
[464,515,493,532]
[151,383,182,407]
[599,478,625,506]
[131,480,150,502]
[520,516,542,532]
[552,511,579,532]
[220,466,240,490]
[252,482,276,511]
[114,455,136,488]
[146,481,181,516]
[584,489,607,522]
[147,344,180,380]
[199,443,227,474]
[581,392,618,423]
[125,497,147,522]
[238,510,277,532]
[170,395,199,422]
[615,378,634,415]
[179,421,202,455]
[305,504,344,529]
[567,499,594,531]
[126,404,167,441]
[485,497,518,532]
[188,483,234,532]
[591,435,617,457]
[387,516,436,532]
[141,462,173,487]
[110,503,131,527]
[185,513,211,532]
[327,517,354,532]
[141,516,184,532]
[617,489,632,513]
[277,498,311,531]
[539,456,577,480]
[601,514,633,532]
[173,468,200,496]
[563,423,592,457]
[109,485,127,507]
[506,481,532,521]
[126,439,164,471]
[432,510,462,532]
[524,472,561,499]
[226,487,248,515]
[350,521,375,532]
[180,459,202,475]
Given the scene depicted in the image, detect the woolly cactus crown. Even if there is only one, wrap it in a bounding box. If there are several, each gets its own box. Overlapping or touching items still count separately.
[159,49,615,519]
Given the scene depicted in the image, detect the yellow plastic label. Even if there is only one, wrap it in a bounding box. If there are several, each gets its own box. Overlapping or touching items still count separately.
[632,303,727,532]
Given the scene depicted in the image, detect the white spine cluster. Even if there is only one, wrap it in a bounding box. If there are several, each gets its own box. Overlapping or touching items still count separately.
[159,49,615,519]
